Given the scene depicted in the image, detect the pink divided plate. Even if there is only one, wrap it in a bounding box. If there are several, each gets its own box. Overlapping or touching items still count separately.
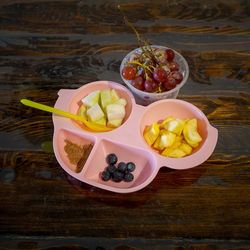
[53,81,218,193]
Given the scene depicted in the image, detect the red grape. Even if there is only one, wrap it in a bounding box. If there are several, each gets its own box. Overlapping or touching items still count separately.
[171,71,183,84]
[140,69,153,79]
[131,76,145,90]
[163,77,177,90]
[160,83,167,92]
[167,61,180,71]
[138,70,146,80]
[166,49,175,61]
[154,49,168,64]
[162,65,171,75]
[144,78,159,92]
[122,66,137,80]
[122,45,184,94]
[153,68,168,82]
[128,52,140,62]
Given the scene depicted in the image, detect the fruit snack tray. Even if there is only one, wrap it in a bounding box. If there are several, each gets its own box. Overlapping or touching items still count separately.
[53,81,218,193]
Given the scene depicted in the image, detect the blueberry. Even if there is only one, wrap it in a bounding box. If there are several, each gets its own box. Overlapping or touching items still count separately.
[124,173,134,182]
[112,170,124,182]
[117,162,127,173]
[101,171,111,181]
[107,153,118,165]
[127,162,136,172]
[107,165,116,174]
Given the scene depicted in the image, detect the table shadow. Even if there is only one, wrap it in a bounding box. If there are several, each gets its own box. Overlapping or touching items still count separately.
[64,163,207,209]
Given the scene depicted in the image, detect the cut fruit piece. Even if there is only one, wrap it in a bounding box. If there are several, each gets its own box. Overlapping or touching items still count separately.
[153,130,176,150]
[93,116,106,126]
[113,98,127,106]
[77,104,87,119]
[186,118,198,129]
[143,122,160,146]
[107,118,123,128]
[184,139,199,148]
[179,142,192,155]
[175,135,183,142]
[164,148,186,158]
[163,119,185,136]
[161,140,182,157]
[159,116,174,129]
[183,125,202,148]
[152,136,161,150]
[110,89,120,102]
[106,103,125,121]
[100,90,112,110]
[82,90,100,107]
[144,116,203,158]
[87,103,105,122]
[161,140,181,156]
[183,119,202,148]
[160,131,176,148]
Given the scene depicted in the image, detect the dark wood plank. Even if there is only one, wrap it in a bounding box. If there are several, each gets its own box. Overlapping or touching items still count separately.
[1,89,249,156]
[0,49,249,85]
[1,235,250,250]
[0,0,249,248]
[0,150,249,238]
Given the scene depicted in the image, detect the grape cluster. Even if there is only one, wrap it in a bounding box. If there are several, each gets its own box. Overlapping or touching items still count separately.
[101,153,135,183]
[121,48,183,93]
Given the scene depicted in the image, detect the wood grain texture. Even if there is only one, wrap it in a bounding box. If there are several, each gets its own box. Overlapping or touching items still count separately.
[0,0,249,249]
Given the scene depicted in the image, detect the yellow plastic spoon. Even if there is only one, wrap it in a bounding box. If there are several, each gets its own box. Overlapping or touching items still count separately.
[20,99,113,132]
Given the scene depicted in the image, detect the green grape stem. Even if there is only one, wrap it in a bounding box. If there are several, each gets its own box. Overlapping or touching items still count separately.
[118,4,159,60]
[127,61,153,73]
[118,5,143,47]
[154,83,163,93]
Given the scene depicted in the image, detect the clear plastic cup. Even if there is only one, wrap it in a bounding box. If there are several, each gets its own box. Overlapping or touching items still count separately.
[120,45,189,106]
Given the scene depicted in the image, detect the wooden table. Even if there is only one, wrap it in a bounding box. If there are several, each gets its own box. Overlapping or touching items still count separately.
[0,0,249,249]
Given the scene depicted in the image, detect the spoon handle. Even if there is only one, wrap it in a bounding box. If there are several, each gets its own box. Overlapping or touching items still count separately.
[21,98,86,121]
[20,99,112,132]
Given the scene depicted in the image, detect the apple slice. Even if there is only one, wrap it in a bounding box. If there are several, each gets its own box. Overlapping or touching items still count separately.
[77,104,87,119]
[107,118,123,128]
[100,90,112,110]
[106,103,125,121]
[82,90,100,107]
[113,98,127,106]
[87,103,105,122]
[93,116,106,126]
[110,89,120,102]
